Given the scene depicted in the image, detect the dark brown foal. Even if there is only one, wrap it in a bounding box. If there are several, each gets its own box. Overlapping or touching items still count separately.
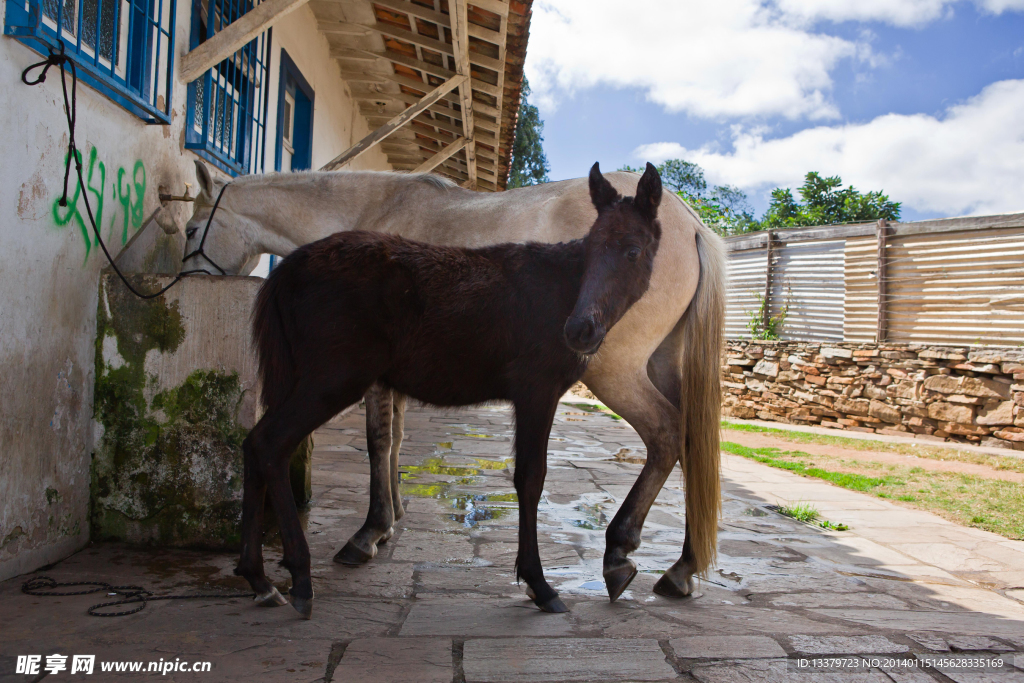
[237,162,664,618]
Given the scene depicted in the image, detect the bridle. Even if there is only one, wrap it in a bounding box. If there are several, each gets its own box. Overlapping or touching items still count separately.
[181,182,231,276]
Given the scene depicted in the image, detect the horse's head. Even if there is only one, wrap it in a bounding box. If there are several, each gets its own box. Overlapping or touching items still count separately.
[181,161,259,276]
[564,162,663,355]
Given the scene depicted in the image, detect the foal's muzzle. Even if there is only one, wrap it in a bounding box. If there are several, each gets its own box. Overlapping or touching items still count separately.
[564,316,606,355]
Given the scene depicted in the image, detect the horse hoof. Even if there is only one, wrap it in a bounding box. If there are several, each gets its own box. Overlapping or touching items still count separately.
[254,587,288,607]
[535,595,569,613]
[333,541,376,566]
[290,594,313,620]
[653,572,695,598]
[378,527,395,545]
[604,559,638,602]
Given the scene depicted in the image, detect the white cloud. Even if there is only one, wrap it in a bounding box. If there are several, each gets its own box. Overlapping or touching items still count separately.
[526,0,860,120]
[777,0,1024,26]
[774,0,954,27]
[634,79,1024,217]
[977,0,1024,12]
[525,1,1024,121]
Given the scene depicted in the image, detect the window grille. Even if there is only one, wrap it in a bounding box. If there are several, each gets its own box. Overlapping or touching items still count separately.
[185,0,270,176]
[5,0,175,122]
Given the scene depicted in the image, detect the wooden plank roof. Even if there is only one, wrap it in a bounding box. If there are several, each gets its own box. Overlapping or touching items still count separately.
[310,0,533,190]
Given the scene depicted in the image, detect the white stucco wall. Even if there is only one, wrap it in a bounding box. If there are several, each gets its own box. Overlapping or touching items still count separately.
[0,1,388,581]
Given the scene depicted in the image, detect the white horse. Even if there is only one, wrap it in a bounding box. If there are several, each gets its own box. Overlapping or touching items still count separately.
[184,161,726,601]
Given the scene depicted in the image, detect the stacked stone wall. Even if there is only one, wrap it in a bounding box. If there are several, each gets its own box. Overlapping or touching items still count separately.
[722,341,1024,451]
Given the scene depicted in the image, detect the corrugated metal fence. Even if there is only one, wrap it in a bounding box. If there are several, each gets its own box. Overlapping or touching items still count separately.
[724,212,1024,345]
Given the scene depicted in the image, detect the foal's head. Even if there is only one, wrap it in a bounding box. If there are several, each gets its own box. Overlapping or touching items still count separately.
[564,162,663,355]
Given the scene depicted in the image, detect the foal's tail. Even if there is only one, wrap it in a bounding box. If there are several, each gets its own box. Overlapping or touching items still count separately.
[680,220,726,576]
[252,263,298,413]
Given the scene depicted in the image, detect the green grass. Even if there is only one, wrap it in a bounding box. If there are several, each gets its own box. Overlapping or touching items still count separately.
[721,441,1024,540]
[777,502,819,522]
[721,420,1024,474]
[774,501,850,530]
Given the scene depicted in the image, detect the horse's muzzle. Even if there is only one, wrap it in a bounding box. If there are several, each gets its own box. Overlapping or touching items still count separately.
[564,316,606,355]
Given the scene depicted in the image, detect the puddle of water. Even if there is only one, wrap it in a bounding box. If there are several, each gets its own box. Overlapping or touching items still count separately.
[403,456,510,480]
[447,493,518,527]
[568,501,608,530]
[446,424,501,439]
[401,456,517,528]
[579,579,605,591]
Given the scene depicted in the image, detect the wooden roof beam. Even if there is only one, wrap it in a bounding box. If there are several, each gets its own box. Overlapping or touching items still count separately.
[450,0,476,189]
[353,92,499,134]
[364,111,495,141]
[413,136,468,173]
[368,0,505,47]
[321,74,467,170]
[330,47,501,97]
[319,21,503,72]
[342,70,501,117]
[179,0,310,83]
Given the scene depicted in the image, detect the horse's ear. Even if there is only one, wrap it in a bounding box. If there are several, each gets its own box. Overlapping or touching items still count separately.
[635,162,662,222]
[589,162,620,211]
[194,160,215,199]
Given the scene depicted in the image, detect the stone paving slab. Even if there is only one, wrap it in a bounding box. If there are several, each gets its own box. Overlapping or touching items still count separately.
[462,638,676,682]
[332,638,452,683]
[670,635,787,659]
[1,402,1022,683]
[400,600,574,637]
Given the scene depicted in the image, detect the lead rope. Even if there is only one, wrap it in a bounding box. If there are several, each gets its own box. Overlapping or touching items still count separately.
[23,575,253,617]
[22,42,188,299]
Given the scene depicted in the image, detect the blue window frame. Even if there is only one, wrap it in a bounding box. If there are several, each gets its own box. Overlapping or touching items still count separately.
[5,0,176,122]
[185,0,270,176]
[274,49,313,172]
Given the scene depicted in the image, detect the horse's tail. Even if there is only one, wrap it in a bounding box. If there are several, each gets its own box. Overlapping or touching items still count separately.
[679,220,726,575]
[252,261,298,412]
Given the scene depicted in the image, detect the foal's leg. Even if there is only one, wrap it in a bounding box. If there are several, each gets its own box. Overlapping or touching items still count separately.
[512,395,568,614]
[388,393,408,525]
[582,367,681,602]
[335,383,396,565]
[248,378,370,619]
[235,444,288,607]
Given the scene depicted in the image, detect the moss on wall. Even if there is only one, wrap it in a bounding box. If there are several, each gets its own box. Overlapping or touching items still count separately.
[92,277,249,549]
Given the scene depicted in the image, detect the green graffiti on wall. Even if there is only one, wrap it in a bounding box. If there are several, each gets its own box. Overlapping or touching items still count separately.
[51,146,146,262]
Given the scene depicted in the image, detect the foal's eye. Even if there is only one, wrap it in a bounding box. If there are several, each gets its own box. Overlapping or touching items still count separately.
[626,247,641,261]
[186,227,198,239]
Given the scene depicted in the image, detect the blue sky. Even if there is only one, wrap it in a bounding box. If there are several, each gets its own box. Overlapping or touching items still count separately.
[524,1,1024,220]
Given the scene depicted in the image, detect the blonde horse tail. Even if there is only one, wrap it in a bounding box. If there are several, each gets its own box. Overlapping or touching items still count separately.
[680,220,726,575]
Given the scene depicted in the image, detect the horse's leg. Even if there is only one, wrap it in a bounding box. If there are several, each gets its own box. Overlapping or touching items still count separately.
[645,320,700,598]
[388,393,408,525]
[583,367,681,602]
[234,442,288,607]
[512,395,568,614]
[335,383,395,565]
[249,378,370,619]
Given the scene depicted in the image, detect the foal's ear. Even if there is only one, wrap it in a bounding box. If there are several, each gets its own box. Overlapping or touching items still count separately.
[194,160,215,199]
[589,162,620,211]
[635,162,662,222]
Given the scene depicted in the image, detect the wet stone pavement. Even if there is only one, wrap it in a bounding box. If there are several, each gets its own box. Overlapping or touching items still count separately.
[3,402,1024,682]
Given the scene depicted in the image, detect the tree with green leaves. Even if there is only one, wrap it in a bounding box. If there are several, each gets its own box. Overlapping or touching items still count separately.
[759,172,901,229]
[619,159,756,235]
[507,77,550,188]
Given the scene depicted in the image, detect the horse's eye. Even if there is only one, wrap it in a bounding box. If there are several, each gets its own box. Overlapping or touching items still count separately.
[626,247,641,261]
[186,227,198,239]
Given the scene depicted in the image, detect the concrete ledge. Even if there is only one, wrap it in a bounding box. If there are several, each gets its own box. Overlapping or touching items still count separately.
[91,273,264,549]
[723,417,1024,460]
